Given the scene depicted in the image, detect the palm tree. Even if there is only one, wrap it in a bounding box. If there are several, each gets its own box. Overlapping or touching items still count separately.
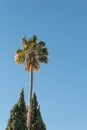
[14,35,48,130]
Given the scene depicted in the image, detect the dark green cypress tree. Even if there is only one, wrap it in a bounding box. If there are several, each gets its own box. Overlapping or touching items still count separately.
[17,88,27,130]
[30,93,46,130]
[6,88,27,130]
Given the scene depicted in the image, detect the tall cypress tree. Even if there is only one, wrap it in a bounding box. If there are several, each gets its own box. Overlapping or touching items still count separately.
[6,88,27,130]
[30,93,46,130]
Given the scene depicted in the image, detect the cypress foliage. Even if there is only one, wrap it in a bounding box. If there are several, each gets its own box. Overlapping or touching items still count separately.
[30,93,46,130]
[6,89,46,130]
[6,88,27,130]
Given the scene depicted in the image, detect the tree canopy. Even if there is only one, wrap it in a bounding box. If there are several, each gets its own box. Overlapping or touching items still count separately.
[30,93,46,130]
[6,88,27,130]
[6,89,46,130]
[14,35,48,72]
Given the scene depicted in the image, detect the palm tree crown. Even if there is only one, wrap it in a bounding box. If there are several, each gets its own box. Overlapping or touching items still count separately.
[14,35,48,71]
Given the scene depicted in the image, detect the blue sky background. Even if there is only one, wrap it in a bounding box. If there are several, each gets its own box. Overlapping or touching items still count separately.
[0,0,87,130]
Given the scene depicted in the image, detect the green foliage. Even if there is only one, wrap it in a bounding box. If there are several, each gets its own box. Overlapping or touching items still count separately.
[6,88,27,130]
[6,89,46,130]
[30,93,46,130]
[14,35,48,72]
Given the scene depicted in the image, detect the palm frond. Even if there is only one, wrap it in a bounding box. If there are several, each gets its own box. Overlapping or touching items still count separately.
[15,49,25,64]
[22,38,29,50]
[38,41,45,47]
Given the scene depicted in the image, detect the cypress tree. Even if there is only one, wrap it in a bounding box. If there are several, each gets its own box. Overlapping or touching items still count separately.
[30,93,46,130]
[6,88,27,130]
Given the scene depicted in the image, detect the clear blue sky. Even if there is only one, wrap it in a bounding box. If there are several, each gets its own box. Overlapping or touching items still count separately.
[0,0,87,130]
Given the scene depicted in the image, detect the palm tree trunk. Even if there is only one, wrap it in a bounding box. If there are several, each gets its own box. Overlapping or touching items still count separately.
[27,65,33,130]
